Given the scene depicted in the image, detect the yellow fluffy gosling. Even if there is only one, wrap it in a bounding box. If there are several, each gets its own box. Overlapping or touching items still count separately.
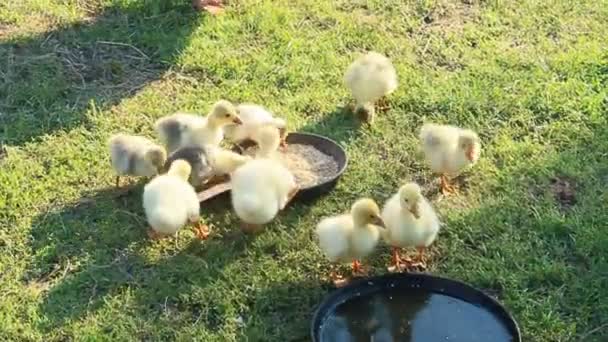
[143,159,208,240]
[182,100,242,148]
[251,124,282,159]
[381,182,440,271]
[155,112,206,153]
[224,103,288,146]
[230,126,297,233]
[419,123,481,195]
[108,134,166,187]
[315,198,385,286]
[344,51,398,123]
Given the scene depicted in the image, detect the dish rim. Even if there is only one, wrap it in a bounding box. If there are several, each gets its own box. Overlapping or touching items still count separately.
[197,131,348,202]
[310,272,521,342]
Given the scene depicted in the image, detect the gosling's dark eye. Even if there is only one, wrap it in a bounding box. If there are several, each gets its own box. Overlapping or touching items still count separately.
[369,214,375,218]
[225,113,230,118]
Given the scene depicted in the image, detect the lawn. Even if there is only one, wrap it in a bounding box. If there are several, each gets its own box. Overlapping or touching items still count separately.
[1,0,607,340]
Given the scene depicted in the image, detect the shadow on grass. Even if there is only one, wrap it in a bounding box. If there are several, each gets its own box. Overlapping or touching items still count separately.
[25,186,145,329]
[240,279,331,341]
[298,105,362,146]
[0,0,200,146]
[27,184,252,333]
[27,178,317,335]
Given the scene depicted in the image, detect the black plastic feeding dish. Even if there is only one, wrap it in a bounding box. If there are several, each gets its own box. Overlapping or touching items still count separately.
[197,132,348,203]
[311,273,521,342]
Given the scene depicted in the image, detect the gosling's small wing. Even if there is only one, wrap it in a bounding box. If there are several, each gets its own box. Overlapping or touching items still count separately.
[315,215,352,262]
[155,117,184,152]
[380,193,402,243]
[108,134,135,174]
[419,124,444,149]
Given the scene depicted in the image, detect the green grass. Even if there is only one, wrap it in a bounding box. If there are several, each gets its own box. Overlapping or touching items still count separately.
[1,0,607,340]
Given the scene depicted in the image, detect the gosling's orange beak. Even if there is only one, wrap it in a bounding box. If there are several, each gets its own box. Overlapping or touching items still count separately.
[409,202,420,219]
[233,117,243,125]
[279,130,288,148]
[372,215,386,228]
[466,146,475,162]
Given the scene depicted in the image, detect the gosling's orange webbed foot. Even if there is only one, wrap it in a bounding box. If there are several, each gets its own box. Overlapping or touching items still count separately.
[279,138,288,150]
[193,222,210,240]
[440,175,458,196]
[416,246,426,261]
[376,96,390,113]
[388,264,403,273]
[357,107,375,124]
[330,271,349,288]
[240,222,262,234]
[410,247,428,269]
[408,261,428,271]
[389,259,415,273]
[441,186,456,196]
[441,183,457,195]
[388,247,404,272]
[352,260,361,273]
[352,260,368,276]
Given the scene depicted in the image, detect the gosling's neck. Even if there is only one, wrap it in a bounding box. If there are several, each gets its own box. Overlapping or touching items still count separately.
[352,216,372,230]
[206,115,223,130]
[169,169,190,181]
